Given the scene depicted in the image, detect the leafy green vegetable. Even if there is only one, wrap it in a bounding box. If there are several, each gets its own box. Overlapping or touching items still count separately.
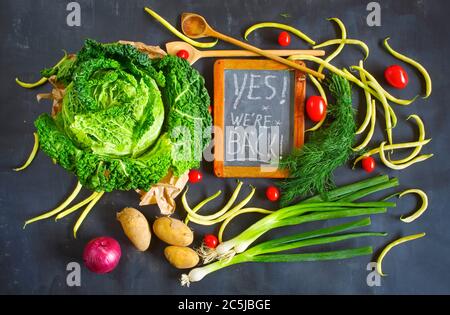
[279,74,356,205]
[35,39,211,192]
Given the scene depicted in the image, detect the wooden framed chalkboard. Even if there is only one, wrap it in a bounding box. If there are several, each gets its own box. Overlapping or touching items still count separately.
[213,59,306,178]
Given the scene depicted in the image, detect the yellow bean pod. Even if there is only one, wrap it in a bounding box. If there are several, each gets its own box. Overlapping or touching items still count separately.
[73,191,104,238]
[15,51,68,88]
[318,18,347,74]
[352,139,431,168]
[55,192,100,221]
[244,22,316,45]
[351,66,417,106]
[24,181,83,227]
[184,190,223,224]
[376,233,426,276]
[353,100,376,151]
[15,77,48,89]
[389,115,426,165]
[14,133,39,171]
[355,61,373,135]
[367,81,393,145]
[314,38,369,60]
[183,185,255,225]
[384,37,432,98]
[183,181,243,223]
[399,189,428,223]
[144,7,218,48]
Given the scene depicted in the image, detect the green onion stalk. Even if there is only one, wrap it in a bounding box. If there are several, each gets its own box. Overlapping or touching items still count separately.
[182,217,386,286]
[213,175,398,259]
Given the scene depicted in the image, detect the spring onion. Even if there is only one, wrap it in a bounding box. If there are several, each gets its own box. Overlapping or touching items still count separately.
[383,37,432,98]
[244,22,316,45]
[376,233,426,276]
[23,181,82,228]
[182,217,385,286]
[218,208,274,242]
[214,176,399,258]
[14,133,39,171]
[398,189,428,223]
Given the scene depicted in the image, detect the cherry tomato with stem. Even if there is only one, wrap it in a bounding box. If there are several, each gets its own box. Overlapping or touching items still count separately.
[384,65,409,89]
[278,31,291,47]
[176,49,189,59]
[188,169,203,183]
[362,156,376,173]
[266,186,280,202]
[203,234,219,249]
[306,96,327,122]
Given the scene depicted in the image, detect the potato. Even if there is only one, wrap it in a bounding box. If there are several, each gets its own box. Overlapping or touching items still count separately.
[164,246,199,269]
[153,217,193,246]
[117,207,151,251]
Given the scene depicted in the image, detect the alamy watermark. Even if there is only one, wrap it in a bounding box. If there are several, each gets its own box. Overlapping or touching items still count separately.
[66,2,81,27]
[66,262,81,287]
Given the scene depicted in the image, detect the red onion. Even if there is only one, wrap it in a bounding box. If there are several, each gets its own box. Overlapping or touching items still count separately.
[83,236,121,274]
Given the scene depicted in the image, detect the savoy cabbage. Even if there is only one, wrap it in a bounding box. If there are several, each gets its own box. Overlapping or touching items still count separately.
[35,39,212,192]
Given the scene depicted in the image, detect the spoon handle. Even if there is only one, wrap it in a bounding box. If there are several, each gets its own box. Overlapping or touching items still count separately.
[201,49,325,58]
[209,30,325,79]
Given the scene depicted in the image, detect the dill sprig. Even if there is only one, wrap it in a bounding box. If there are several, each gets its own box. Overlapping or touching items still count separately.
[279,74,356,206]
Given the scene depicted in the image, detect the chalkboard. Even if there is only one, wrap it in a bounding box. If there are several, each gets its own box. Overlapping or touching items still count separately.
[213,59,305,178]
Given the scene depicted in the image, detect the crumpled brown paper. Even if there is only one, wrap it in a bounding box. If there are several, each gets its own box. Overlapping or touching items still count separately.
[118,40,166,59]
[136,171,189,215]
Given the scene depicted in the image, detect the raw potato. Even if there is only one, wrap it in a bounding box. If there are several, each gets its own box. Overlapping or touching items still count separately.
[164,246,199,269]
[117,207,151,251]
[153,217,193,246]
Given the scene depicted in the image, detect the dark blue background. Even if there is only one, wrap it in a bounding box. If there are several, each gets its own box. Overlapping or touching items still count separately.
[1,0,449,294]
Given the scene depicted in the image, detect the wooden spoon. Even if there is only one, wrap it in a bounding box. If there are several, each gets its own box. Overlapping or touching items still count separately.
[180,12,325,79]
[165,41,325,65]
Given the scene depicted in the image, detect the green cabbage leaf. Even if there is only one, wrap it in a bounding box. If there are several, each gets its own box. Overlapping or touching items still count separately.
[35,39,211,192]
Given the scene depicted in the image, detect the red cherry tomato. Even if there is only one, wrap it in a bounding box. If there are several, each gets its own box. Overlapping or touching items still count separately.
[188,169,202,183]
[266,186,280,202]
[203,234,219,249]
[278,31,291,47]
[176,49,189,59]
[384,65,409,89]
[306,96,327,122]
[208,105,212,114]
[362,156,376,173]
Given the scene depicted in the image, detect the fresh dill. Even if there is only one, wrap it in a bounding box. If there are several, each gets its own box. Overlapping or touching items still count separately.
[279,74,356,206]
